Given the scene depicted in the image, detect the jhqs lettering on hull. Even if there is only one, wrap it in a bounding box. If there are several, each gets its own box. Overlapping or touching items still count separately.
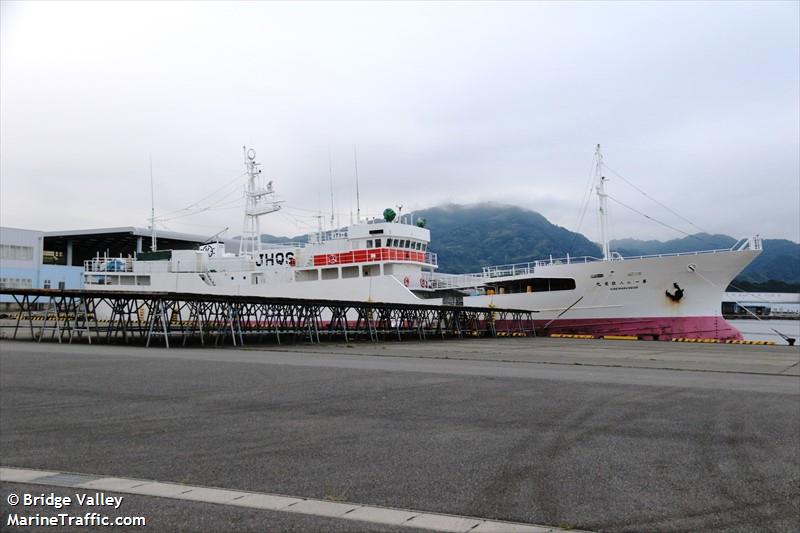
[255,251,295,267]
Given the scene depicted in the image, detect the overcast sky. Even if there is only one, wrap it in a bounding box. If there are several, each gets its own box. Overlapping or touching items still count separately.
[1,1,798,245]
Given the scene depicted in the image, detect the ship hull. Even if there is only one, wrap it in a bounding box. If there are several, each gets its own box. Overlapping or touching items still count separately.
[463,249,760,340]
[532,315,742,340]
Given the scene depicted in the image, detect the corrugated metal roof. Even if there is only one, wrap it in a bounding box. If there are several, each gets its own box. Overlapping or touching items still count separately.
[43,226,208,242]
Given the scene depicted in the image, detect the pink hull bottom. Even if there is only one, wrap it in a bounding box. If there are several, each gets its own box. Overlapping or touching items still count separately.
[535,315,743,341]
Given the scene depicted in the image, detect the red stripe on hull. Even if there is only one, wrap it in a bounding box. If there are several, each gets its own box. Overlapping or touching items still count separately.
[535,316,743,341]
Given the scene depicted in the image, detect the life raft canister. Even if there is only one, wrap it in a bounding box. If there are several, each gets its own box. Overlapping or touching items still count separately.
[403,276,410,287]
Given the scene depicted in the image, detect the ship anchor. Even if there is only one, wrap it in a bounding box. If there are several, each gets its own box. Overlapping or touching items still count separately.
[665,283,684,302]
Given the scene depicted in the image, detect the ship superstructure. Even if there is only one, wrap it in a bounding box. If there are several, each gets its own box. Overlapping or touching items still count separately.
[85,148,440,303]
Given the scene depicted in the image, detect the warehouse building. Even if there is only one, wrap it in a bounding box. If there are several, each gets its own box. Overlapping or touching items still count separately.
[0,226,209,306]
[722,292,800,318]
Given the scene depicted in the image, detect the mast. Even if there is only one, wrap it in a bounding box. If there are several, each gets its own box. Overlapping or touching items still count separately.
[149,154,157,251]
[240,146,281,257]
[594,144,611,261]
[328,147,335,227]
[354,145,361,223]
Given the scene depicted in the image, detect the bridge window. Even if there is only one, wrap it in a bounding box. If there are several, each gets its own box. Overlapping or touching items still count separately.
[295,269,319,282]
[375,239,382,247]
[367,239,373,248]
[491,277,576,294]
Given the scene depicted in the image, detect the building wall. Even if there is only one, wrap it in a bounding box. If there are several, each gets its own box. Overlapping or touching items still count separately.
[0,227,43,302]
[39,265,85,291]
[1,227,85,304]
[722,292,800,316]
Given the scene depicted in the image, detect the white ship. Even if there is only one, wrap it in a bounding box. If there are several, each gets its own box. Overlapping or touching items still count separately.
[84,147,761,340]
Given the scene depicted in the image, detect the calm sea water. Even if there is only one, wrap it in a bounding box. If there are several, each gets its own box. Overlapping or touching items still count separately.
[730,319,800,344]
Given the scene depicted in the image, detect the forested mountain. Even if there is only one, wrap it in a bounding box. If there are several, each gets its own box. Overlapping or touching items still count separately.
[414,203,601,273]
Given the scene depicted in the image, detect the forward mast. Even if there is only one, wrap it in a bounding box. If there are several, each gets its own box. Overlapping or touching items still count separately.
[239,147,282,257]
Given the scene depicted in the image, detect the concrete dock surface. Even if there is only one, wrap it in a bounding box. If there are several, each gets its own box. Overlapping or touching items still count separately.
[0,338,798,532]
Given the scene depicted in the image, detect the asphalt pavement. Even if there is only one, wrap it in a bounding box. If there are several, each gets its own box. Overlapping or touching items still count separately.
[0,338,798,532]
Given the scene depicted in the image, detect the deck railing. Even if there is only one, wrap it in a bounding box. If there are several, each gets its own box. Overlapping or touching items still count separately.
[426,236,761,289]
[83,259,133,273]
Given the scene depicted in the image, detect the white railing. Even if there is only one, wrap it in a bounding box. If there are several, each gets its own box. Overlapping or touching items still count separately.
[424,252,438,266]
[477,237,762,279]
[262,241,307,249]
[734,235,762,251]
[480,255,603,278]
[424,272,485,290]
[424,236,760,289]
[83,258,133,273]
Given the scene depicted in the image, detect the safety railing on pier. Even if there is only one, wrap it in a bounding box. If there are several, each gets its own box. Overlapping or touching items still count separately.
[0,289,535,348]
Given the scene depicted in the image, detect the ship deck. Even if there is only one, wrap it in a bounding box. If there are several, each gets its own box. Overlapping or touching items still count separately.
[1,338,797,532]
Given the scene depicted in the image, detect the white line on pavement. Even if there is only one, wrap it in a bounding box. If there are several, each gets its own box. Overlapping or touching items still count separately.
[1,466,591,533]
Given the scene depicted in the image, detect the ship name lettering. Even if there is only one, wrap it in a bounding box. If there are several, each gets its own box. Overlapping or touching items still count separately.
[256,251,294,267]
